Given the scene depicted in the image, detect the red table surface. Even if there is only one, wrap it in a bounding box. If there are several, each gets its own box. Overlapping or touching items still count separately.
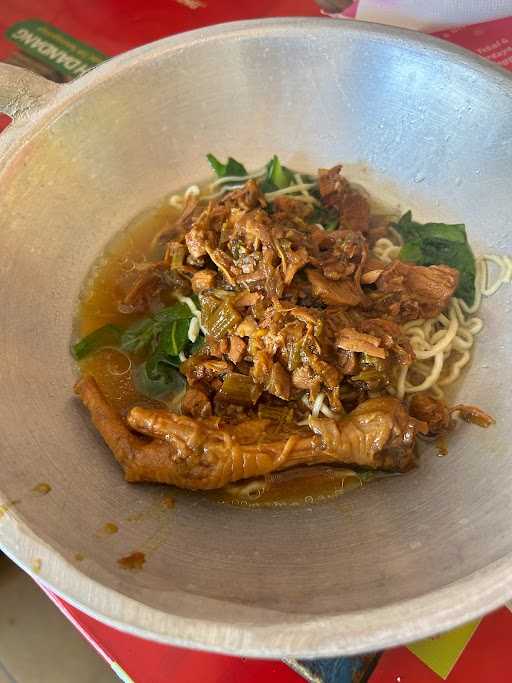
[1,0,320,58]
[46,591,512,683]
[371,607,512,683]
[43,588,304,683]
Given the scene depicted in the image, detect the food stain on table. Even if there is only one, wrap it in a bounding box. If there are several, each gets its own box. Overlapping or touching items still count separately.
[74,553,85,562]
[117,551,146,571]
[32,558,42,574]
[32,482,52,495]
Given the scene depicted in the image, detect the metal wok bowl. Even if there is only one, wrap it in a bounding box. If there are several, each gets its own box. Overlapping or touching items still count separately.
[1,18,511,658]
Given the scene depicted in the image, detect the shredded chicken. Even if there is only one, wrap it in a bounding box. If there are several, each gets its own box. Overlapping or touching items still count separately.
[191,269,216,293]
[336,327,387,359]
[410,394,495,435]
[272,195,313,218]
[376,261,459,320]
[358,318,414,365]
[318,165,370,232]
[227,335,246,364]
[151,194,200,249]
[181,387,212,419]
[409,394,452,435]
[306,268,362,306]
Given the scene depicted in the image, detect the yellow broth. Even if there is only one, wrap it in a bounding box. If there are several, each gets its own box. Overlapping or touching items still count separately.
[77,198,180,413]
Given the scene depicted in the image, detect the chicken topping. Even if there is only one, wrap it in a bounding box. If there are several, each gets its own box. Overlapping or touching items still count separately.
[376,261,459,320]
[318,165,370,232]
[73,161,493,494]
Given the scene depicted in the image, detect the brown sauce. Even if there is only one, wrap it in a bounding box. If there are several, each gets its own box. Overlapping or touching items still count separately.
[117,551,146,571]
[32,482,52,495]
[76,195,380,507]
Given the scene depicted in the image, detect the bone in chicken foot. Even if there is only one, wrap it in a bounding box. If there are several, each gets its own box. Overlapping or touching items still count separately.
[75,375,425,490]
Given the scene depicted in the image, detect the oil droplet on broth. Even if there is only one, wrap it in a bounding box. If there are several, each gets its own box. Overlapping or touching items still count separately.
[117,551,145,571]
[33,483,52,495]
[162,495,176,509]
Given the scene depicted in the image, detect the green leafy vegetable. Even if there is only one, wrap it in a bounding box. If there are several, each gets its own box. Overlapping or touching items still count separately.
[133,354,185,400]
[393,211,476,305]
[124,304,195,398]
[394,211,467,244]
[129,303,201,399]
[120,318,156,354]
[160,318,190,357]
[206,154,247,179]
[72,300,203,401]
[398,241,423,263]
[154,302,196,323]
[72,324,122,360]
[260,155,294,193]
[120,302,193,355]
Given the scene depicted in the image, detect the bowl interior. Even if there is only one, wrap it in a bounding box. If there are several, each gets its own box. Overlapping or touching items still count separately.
[1,20,511,655]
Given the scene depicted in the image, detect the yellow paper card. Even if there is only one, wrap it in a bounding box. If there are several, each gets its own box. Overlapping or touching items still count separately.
[407,619,481,679]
